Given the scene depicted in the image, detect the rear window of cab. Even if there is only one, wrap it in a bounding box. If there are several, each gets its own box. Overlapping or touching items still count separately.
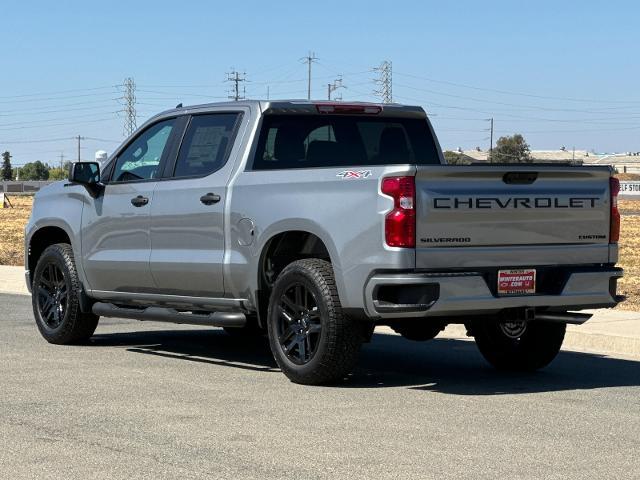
[251,114,440,170]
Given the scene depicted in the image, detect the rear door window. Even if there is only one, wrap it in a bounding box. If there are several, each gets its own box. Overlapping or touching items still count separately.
[173,113,241,178]
[252,114,440,170]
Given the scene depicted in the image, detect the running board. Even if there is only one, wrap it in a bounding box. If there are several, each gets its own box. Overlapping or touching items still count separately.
[92,302,246,328]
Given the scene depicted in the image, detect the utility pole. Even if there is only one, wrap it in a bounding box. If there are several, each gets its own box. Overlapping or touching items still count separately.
[122,77,137,137]
[76,136,85,162]
[373,60,393,103]
[301,52,318,100]
[488,118,494,153]
[226,70,246,101]
[59,152,65,172]
[327,76,344,100]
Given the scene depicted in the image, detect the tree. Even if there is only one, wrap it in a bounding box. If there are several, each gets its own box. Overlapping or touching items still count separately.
[49,162,71,180]
[488,134,533,163]
[1,151,12,180]
[443,151,473,165]
[19,161,50,180]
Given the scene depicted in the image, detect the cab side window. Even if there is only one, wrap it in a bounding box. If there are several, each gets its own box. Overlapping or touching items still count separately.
[173,113,240,178]
[111,119,175,182]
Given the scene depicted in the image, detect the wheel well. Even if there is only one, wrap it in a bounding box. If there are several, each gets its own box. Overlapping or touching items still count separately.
[256,231,331,326]
[28,227,71,282]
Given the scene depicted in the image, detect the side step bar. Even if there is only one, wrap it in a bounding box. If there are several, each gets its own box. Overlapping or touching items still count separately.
[92,302,246,328]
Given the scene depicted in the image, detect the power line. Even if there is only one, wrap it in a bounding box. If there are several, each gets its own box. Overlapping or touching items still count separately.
[393,71,640,104]
[0,100,118,117]
[0,137,75,144]
[0,91,117,105]
[226,71,247,101]
[0,85,115,100]
[0,111,119,129]
[0,117,114,132]
[373,60,392,104]
[394,82,640,114]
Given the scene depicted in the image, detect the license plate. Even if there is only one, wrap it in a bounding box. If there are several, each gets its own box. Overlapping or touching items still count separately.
[497,269,536,295]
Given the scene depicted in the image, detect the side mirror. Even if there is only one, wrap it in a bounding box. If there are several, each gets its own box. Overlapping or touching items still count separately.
[68,162,103,198]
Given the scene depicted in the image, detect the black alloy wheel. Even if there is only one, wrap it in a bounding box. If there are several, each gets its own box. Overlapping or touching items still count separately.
[31,243,100,344]
[36,262,68,330]
[266,259,363,385]
[275,283,322,365]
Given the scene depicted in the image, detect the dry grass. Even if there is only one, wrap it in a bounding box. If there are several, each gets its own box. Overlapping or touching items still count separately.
[617,200,640,310]
[1,195,639,309]
[616,173,640,181]
[0,195,32,267]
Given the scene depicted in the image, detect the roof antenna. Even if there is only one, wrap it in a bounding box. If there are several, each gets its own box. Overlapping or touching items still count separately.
[175,103,183,108]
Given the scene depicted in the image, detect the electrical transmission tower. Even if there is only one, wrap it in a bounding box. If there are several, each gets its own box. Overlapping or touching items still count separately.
[373,60,393,103]
[226,70,247,101]
[301,52,318,100]
[121,77,137,137]
[327,76,345,100]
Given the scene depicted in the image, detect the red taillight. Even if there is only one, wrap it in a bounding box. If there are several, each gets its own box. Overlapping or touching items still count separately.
[315,103,383,115]
[610,177,620,243]
[381,176,415,248]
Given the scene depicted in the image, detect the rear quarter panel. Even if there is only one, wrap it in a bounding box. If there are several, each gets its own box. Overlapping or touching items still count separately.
[227,166,416,309]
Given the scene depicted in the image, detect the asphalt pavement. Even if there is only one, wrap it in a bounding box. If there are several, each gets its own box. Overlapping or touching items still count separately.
[1,293,639,479]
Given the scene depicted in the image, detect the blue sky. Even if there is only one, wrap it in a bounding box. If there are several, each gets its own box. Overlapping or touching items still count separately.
[1,0,638,165]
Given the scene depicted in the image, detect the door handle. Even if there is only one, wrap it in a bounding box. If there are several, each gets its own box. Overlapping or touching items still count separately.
[131,195,149,207]
[200,193,221,205]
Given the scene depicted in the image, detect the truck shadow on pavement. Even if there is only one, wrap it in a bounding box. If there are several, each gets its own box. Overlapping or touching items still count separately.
[90,328,640,395]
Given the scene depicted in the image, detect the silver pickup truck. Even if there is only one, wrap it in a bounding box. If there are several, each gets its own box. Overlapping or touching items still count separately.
[25,100,624,384]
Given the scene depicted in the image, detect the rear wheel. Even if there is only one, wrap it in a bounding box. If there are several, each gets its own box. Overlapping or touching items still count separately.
[267,259,363,385]
[472,318,565,371]
[31,244,99,345]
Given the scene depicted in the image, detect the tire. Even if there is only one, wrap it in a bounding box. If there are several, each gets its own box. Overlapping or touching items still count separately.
[389,320,445,341]
[266,259,363,385]
[31,243,99,345]
[472,318,566,371]
[223,314,264,337]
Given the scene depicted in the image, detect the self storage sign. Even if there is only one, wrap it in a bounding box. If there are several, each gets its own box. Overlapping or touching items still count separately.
[620,181,640,196]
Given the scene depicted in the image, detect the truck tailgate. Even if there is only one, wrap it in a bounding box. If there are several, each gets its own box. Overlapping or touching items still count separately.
[415,165,613,265]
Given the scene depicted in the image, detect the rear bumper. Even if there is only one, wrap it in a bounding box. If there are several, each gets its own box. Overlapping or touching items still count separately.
[364,267,623,320]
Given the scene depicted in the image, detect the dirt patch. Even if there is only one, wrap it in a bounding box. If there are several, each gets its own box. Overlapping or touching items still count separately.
[0,195,32,267]
[617,206,640,310]
[616,173,640,181]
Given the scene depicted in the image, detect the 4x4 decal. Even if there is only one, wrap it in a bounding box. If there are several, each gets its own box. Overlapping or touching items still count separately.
[336,170,372,179]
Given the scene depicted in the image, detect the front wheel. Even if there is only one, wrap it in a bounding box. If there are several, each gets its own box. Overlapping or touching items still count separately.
[31,243,99,345]
[266,259,363,385]
[472,318,566,371]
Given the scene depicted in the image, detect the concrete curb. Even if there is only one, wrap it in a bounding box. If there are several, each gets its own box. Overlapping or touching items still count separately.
[0,266,28,296]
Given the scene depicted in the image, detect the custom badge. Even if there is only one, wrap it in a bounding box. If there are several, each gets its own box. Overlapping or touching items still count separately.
[336,170,372,179]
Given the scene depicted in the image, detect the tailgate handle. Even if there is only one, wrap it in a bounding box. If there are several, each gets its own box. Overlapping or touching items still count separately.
[503,172,538,184]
